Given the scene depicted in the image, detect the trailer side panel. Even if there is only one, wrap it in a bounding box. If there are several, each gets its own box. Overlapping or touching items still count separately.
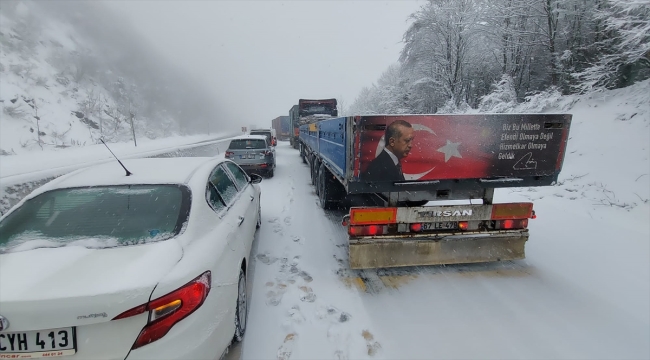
[317,117,347,178]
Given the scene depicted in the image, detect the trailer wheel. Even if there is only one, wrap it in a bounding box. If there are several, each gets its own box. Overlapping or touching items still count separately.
[318,164,337,210]
[311,158,319,186]
[300,145,307,164]
[314,163,320,196]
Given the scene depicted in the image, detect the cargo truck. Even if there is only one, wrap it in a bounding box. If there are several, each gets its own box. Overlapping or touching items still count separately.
[290,99,338,150]
[289,105,299,149]
[299,114,571,269]
[272,116,291,141]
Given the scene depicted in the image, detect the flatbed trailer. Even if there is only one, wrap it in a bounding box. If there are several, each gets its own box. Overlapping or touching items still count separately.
[299,114,572,269]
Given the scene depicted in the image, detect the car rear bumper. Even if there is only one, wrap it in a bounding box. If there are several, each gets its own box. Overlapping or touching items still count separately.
[237,163,274,172]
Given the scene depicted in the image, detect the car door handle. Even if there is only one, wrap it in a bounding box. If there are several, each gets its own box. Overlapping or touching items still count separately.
[250,195,255,202]
[238,216,245,226]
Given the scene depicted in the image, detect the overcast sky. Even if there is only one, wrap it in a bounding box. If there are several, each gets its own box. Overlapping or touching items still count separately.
[102,0,424,129]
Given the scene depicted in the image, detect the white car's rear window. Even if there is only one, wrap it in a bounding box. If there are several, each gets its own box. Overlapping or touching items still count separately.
[0,185,191,253]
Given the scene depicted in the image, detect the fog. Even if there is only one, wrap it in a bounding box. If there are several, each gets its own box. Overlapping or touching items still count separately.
[102,1,424,129]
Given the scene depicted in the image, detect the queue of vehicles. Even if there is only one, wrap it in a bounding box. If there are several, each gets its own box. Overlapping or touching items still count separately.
[0,102,571,359]
[0,119,294,357]
[292,98,572,269]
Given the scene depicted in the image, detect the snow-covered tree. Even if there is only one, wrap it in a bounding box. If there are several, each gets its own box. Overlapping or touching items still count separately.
[351,0,647,115]
[575,0,650,91]
[401,0,487,108]
[478,74,518,112]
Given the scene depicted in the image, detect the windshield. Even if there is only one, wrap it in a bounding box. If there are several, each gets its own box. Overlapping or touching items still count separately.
[230,139,267,149]
[0,185,191,254]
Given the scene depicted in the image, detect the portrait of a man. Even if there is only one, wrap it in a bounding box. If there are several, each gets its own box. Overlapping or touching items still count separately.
[361,119,414,182]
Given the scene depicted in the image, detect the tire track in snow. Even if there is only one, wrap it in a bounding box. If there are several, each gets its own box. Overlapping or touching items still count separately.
[244,143,385,360]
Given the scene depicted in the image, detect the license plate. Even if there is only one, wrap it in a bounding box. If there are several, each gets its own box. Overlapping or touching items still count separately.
[421,222,457,230]
[248,154,256,159]
[0,327,76,358]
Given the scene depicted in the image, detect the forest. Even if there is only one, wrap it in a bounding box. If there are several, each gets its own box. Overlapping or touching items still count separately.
[348,0,649,114]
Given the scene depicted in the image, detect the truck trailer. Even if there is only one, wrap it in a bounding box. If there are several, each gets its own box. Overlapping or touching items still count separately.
[290,99,338,149]
[272,116,291,141]
[289,105,299,149]
[299,114,572,269]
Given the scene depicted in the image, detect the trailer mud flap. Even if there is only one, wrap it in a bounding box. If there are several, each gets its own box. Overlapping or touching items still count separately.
[348,232,528,269]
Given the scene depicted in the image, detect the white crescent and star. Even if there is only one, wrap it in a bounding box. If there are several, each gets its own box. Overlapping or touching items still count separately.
[372,123,462,180]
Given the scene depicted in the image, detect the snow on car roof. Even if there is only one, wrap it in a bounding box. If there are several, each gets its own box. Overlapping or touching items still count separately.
[36,157,220,193]
[231,134,268,140]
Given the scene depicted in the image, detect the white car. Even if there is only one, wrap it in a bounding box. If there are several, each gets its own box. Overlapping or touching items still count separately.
[0,157,262,359]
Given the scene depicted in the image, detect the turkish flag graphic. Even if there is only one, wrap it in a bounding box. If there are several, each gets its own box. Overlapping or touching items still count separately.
[354,114,569,182]
[358,115,495,180]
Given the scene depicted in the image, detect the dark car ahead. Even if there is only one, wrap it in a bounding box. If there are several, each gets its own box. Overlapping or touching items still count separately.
[225,135,276,177]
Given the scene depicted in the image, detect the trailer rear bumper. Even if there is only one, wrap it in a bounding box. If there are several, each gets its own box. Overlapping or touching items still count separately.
[348,231,528,269]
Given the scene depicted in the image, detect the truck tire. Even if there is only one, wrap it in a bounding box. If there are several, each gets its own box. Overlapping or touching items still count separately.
[300,144,307,164]
[318,164,337,210]
[314,163,321,196]
[310,158,318,186]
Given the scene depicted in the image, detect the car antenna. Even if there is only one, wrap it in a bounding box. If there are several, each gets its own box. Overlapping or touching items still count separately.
[100,138,133,176]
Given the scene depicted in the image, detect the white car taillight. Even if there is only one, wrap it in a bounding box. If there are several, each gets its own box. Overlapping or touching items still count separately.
[112,271,211,349]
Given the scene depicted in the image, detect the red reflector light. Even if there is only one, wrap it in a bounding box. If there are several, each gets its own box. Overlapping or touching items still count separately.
[410,223,422,232]
[367,225,381,236]
[458,221,469,231]
[497,219,528,230]
[113,304,146,320]
[225,151,234,158]
[349,225,363,236]
[348,225,385,237]
[113,271,211,349]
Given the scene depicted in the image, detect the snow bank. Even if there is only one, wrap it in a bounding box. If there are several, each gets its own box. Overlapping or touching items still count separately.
[0,133,235,186]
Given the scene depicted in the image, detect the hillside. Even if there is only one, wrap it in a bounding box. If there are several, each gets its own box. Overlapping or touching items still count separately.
[0,1,226,156]
[500,79,649,230]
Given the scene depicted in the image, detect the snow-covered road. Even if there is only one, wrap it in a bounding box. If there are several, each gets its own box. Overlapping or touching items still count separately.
[2,137,646,360]
[235,141,649,360]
